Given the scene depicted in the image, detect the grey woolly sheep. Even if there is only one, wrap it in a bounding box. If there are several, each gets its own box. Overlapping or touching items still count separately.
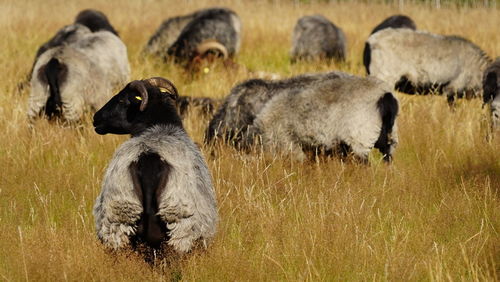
[206,72,399,162]
[92,77,218,257]
[290,15,347,62]
[365,28,491,103]
[483,58,500,130]
[143,7,241,63]
[27,25,130,122]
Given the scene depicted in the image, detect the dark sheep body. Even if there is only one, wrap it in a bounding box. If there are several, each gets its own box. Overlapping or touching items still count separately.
[290,15,346,62]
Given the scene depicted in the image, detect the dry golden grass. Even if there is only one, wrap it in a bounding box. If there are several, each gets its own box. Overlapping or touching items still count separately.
[0,0,499,281]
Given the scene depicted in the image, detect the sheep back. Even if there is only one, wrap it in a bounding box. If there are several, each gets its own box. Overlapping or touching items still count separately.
[94,125,217,253]
[143,13,198,56]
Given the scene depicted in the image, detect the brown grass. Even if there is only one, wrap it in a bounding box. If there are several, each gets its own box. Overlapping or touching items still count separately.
[0,0,499,281]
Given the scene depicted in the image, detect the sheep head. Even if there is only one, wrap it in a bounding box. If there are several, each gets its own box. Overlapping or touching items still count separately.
[93,77,181,136]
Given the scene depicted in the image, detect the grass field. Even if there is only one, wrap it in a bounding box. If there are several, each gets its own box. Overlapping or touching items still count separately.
[0,0,499,280]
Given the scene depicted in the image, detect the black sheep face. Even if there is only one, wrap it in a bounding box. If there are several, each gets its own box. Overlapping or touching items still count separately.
[93,80,181,136]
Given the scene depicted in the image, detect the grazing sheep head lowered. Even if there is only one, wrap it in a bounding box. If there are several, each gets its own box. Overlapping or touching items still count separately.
[93,77,180,136]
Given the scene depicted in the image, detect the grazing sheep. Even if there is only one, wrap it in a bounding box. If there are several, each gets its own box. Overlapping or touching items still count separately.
[27,25,130,122]
[483,58,500,130]
[206,72,399,162]
[365,28,491,103]
[290,15,347,62]
[143,8,241,64]
[93,77,218,256]
[363,14,416,73]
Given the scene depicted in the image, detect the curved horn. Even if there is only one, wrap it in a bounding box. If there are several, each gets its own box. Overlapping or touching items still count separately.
[196,40,228,60]
[129,80,148,111]
[145,77,178,100]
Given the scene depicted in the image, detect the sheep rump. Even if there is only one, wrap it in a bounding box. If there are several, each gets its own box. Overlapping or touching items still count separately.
[94,124,218,253]
[365,28,491,101]
[28,25,130,122]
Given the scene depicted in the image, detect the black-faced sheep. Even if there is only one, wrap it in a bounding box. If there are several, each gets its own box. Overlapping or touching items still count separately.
[483,58,500,130]
[92,77,218,256]
[27,24,130,122]
[290,15,347,63]
[364,28,491,103]
[363,14,416,74]
[206,72,399,162]
[143,8,241,64]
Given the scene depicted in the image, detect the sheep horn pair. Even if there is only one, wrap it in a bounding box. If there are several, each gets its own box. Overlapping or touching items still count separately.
[196,40,228,60]
[129,77,178,112]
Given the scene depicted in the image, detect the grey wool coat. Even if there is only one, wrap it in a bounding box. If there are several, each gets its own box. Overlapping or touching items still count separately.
[93,124,218,253]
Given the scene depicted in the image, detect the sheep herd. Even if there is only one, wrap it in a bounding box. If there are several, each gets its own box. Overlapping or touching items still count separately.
[26,7,499,262]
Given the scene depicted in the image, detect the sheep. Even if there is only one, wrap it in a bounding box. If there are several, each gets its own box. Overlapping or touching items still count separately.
[27,24,130,122]
[143,8,241,64]
[290,14,347,63]
[92,77,218,257]
[363,14,416,73]
[364,28,491,104]
[206,72,399,162]
[483,58,500,130]
[21,9,119,90]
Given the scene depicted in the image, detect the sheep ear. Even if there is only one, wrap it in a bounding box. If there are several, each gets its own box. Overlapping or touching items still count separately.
[145,77,179,100]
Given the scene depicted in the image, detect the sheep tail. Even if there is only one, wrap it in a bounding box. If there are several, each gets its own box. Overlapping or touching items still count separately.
[374,92,399,162]
[44,58,67,118]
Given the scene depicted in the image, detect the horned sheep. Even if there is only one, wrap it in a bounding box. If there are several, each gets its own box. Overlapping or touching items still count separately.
[92,77,218,256]
[364,28,491,103]
[483,58,500,130]
[27,23,130,122]
[143,7,241,64]
[206,72,399,162]
[290,15,347,63]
